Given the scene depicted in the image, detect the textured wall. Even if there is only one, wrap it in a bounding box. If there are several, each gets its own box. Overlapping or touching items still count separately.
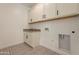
[0,4,29,49]
[30,16,79,54]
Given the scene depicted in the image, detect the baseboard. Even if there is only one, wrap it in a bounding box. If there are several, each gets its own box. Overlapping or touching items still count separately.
[0,41,24,49]
[24,42,33,48]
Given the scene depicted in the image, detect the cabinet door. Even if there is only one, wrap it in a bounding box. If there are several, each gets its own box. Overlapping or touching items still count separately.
[24,32,32,46]
[31,32,40,47]
[30,3,44,22]
[24,32,30,42]
[56,3,79,17]
[44,3,57,19]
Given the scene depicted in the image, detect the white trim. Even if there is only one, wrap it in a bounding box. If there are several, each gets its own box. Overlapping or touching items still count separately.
[40,43,70,55]
[0,41,24,49]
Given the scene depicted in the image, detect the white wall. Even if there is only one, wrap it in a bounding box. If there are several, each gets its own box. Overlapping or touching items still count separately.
[30,16,79,54]
[0,4,29,49]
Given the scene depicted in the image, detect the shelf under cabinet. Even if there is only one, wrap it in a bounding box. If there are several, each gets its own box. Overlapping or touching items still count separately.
[29,14,79,24]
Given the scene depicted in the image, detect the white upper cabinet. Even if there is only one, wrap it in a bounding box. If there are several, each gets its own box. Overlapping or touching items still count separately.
[29,3,57,22]
[29,3,79,22]
[56,3,79,17]
[43,3,57,19]
[29,3,44,22]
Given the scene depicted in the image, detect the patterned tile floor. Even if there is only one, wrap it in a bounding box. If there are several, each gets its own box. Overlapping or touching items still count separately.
[0,43,59,55]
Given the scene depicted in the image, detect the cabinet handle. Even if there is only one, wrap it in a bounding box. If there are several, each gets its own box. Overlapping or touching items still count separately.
[26,35,28,39]
[42,14,46,18]
[57,10,59,15]
[31,19,32,22]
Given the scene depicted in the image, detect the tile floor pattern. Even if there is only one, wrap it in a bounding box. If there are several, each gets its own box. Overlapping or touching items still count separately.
[0,43,59,55]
